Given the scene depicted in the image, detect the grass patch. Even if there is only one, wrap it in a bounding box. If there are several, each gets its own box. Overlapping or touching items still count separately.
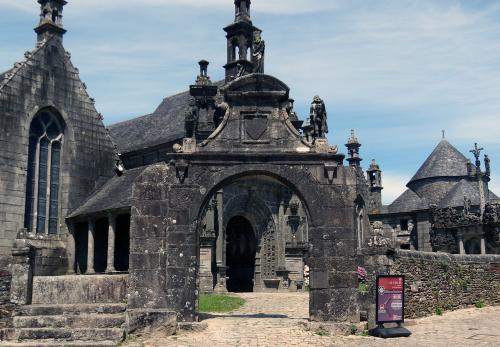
[315,327,330,336]
[475,300,485,309]
[199,294,245,313]
[435,307,443,316]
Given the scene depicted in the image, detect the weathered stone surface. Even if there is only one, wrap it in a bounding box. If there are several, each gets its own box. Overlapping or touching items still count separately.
[361,249,500,319]
[31,274,128,305]
[126,309,177,336]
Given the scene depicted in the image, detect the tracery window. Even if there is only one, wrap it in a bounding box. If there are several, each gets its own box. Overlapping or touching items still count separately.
[24,110,63,234]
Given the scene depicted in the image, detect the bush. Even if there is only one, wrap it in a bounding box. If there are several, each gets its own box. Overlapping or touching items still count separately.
[435,307,443,316]
[475,301,485,309]
[350,324,358,335]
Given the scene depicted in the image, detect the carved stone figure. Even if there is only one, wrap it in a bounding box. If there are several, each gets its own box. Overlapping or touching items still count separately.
[252,30,265,73]
[213,101,229,128]
[463,196,472,216]
[368,221,394,248]
[483,203,499,224]
[184,98,198,138]
[309,95,328,139]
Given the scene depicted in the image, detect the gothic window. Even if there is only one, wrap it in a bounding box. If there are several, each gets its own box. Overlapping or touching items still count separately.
[357,209,364,249]
[24,110,63,234]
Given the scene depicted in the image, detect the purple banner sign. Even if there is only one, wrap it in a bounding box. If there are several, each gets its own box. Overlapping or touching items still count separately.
[376,275,405,324]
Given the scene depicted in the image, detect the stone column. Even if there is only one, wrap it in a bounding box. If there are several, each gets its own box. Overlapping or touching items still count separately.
[10,241,34,305]
[87,218,95,274]
[214,190,227,292]
[106,214,116,273]
[481,231,487,255]
[458,232,465,255]
[67,222,76,274]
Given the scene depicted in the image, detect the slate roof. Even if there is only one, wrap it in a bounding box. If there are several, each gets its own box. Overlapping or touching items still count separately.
[438,179,481,208]
[409,139,472,184]
[108,80,224,154]
[387,189,428,214]
[108,90,191,154]
[68,167,146,218]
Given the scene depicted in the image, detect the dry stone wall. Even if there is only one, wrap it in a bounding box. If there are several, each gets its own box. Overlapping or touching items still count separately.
[391,250,500,318]
[0,256,13,333]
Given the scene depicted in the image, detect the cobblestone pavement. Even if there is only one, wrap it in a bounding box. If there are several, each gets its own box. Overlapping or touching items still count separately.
[125,293,500,347]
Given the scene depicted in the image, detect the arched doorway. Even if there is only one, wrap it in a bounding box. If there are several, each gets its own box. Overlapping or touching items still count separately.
[226,216,257,292]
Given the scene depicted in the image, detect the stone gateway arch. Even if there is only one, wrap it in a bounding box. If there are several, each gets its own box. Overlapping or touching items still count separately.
[127,74,364,329]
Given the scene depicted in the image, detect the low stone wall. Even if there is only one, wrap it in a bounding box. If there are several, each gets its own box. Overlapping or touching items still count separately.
[31,274,128,305]
[391,250,500,318]
[0,255,13,331]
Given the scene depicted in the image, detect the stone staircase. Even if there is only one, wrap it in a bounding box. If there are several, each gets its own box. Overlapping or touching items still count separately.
[0,275,128,346]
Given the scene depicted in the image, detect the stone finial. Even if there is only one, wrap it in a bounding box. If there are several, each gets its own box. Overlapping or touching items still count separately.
[345,129,362,167]
[368,159,380,172]
[35,0,67,42]
[235,0,252,22]
[347,129,359,144]
[195,60,212,86]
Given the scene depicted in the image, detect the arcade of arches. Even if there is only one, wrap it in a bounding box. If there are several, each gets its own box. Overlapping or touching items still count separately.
[198,176,309,293]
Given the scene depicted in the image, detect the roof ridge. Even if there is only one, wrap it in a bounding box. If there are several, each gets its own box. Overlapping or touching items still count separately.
[0,35,54,93]
[107,112,154,129]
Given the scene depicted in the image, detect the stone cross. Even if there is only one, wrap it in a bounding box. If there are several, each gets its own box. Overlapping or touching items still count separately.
[470,142,484,169]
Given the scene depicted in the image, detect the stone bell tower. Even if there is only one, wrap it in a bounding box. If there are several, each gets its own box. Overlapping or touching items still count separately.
[34,0,67,43]
[367,159,383,210]
[224,0,264,81]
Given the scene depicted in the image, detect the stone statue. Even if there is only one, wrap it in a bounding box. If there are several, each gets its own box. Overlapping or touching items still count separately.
[309,95,328,139]
[485,154,491,176]
[252,30,265,73]
[463,196,472,216]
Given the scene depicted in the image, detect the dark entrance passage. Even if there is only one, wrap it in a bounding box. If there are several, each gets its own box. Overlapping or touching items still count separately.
[226,216,257,292]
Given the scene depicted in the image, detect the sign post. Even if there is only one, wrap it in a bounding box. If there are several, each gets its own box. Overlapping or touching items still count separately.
[369,275,411,338]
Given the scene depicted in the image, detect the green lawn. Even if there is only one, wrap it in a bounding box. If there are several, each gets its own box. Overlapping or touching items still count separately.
[199,294,246,313]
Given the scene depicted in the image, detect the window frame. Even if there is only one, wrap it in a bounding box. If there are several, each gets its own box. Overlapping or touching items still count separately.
[24,109,64,235]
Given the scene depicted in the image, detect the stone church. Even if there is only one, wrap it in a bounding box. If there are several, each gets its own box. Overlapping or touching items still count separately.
[0,0,498,345]
[369,138,500,255]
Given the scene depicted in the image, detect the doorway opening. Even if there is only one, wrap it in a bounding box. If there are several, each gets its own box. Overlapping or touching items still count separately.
[226,216,257,292]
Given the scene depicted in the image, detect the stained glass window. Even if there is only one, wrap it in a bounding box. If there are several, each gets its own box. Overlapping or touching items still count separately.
[24,110,63,234]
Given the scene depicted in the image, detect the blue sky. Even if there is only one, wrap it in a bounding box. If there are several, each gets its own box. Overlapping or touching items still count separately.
[1,0,500,203]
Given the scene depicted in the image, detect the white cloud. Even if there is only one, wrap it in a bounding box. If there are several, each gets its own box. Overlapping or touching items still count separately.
[0,0,338,15]
[381,172,411,205]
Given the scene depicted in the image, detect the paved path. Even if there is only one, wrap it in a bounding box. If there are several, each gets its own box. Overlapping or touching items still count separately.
[125,293,500,347]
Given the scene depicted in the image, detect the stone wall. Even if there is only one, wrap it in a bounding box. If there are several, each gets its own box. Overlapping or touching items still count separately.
[31,274,128,305]
[0,256,13,331]
[391,250,500,318]
[0,35,115,255]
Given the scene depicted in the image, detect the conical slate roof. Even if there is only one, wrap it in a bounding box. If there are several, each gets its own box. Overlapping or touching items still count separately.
[388,189,428,213]
[408,139,472,185]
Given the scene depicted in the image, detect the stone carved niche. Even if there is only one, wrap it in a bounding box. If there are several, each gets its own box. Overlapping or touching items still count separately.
[261,220,277,280]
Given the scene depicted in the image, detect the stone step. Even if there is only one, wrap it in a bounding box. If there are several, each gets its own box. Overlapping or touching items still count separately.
[13,313,125,329]
[31,275,128,305]
[0,340,117,347]
[15,303,126,317]
[0,328,15,340]
[17,328,124,342]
